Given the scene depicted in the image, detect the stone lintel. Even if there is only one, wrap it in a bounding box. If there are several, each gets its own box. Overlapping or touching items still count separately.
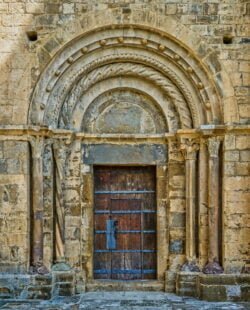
[82,143,167,165]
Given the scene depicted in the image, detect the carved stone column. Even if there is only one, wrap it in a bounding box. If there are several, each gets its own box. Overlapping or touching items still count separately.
[180,138,200,272]
[30,136,48,274]
[198,139,208,267]
[203,137,223,274]
[52,140,68,263]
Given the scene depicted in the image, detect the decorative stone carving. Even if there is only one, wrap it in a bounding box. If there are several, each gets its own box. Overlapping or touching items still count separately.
[168,139,183,162]
[208,137,221,158]
[52,140,69,262]
[60,61,192,130]
[180,138,199,160]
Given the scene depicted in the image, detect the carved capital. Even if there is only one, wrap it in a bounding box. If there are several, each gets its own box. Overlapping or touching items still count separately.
[29,136,44,159]
[208,137,221,158]
[180,138,199,160]
[52,139,69,180]
[168,139,183,162]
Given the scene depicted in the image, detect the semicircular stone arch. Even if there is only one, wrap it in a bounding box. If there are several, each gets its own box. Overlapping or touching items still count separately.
[29,24,224,132]
[81,89,168,134]
[72,77,180,132]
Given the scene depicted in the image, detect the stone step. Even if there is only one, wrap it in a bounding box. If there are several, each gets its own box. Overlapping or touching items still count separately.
[0,287,13,300]
[53,282,75,297]
[86,280,164,292]
[25,285,52,300]
[33,275,52,286]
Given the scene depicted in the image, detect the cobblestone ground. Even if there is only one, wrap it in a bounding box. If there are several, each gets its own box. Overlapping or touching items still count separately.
[0,292,249,310]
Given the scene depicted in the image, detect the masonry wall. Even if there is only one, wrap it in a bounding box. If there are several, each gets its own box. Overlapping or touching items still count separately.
[0,0,249,276]
[0,141,30,272]
[0,1,249,126]
[224,134,250,273]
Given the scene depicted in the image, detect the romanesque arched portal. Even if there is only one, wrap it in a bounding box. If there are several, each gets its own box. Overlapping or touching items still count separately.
[28,24,225,290]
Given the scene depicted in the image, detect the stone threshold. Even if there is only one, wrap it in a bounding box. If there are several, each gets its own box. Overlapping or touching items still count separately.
[86,280,165,292]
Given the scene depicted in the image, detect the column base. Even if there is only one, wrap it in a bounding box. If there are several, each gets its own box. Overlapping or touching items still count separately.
[181,261,200,272]
[202,261,224,274]
[52,260,71,272]
[29,262,49,275]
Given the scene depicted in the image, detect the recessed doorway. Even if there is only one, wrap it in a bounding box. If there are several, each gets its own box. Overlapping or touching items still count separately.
[93,166,157,280]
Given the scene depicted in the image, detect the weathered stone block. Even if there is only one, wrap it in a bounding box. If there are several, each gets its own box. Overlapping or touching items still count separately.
[235,162,250,175]
[0,160,7,173]
[224,176,250,191]
[26,285,51,300]
[199,284,227,301]
[240,150,250,162]
[170,212,185,228]
[224,150,240,162]
[176,272,200,297]
[236,136,250,150]
[169,239,184,254]
[26,3,44,14]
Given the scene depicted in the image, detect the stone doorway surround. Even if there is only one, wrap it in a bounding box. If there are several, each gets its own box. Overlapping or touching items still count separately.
[29,25,225,289]
[26,23,226,285]
[82,146,168,286]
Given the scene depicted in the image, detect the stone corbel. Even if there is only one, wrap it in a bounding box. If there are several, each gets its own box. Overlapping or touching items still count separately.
[180,138,200,272]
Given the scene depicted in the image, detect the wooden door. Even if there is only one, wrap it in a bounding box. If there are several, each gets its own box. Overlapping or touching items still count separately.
[94,166,156,280]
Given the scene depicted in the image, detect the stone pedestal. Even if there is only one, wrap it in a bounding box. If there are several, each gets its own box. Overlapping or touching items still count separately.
[199,274,250,301]
[52,262,75,297]
[176,272,200,297]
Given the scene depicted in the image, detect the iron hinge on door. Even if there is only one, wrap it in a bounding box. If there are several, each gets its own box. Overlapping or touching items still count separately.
[106,219,118,250]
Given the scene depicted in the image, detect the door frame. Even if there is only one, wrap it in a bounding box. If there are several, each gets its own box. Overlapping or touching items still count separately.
[80,161,168,283]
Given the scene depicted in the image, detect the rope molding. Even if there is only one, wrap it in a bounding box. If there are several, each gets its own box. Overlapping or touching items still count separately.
[41,54,197,129]
[67,62,193,129]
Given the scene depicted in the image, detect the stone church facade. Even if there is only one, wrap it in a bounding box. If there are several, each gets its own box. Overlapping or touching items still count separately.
[0,0,249,301]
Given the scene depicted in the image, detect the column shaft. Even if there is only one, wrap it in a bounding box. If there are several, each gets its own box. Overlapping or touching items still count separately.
[30,137,48,274]
[198,141,208,266]
[180,139,200,272]
[186,157,197,261]
[208,155,220,262]
[203,137,223,274]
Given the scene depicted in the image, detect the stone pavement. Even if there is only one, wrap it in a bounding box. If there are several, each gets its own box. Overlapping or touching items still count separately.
[0,292,249,310]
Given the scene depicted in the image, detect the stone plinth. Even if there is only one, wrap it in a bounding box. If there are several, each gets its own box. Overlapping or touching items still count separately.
[199,274,250,302]
[176,272,200,297]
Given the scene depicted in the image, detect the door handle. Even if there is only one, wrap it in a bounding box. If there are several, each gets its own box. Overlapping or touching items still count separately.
[106,219,118,250]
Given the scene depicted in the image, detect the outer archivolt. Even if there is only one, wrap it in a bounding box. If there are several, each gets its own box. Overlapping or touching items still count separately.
[30,27,222,128]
